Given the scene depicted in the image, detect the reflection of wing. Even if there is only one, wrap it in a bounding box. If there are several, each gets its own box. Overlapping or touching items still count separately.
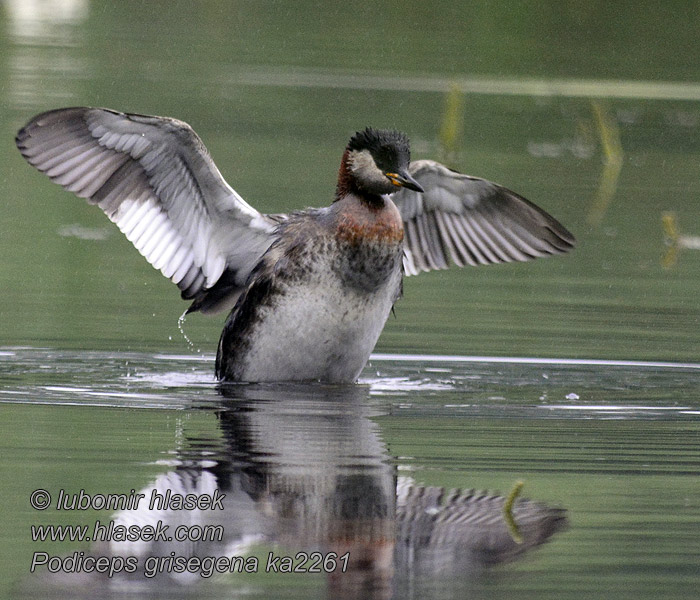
[396,482,567,572]
[16,107,278,313]
[392,160,576,275]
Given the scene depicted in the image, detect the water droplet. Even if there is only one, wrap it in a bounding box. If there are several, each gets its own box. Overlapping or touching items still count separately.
[178,311,196,352]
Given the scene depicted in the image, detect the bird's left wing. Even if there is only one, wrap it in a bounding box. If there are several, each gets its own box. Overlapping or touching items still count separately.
[391,160,575,275]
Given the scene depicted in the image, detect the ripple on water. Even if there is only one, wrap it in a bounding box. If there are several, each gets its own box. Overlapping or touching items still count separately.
[0,348,698,419]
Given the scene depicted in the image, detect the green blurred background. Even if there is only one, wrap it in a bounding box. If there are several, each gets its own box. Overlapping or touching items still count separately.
[1,0,698,362]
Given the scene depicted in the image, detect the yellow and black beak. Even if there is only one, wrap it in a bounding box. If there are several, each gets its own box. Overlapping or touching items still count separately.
[386,170,424,193]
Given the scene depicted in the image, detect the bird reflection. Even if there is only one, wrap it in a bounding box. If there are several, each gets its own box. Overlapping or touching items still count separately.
[30,384,567,599]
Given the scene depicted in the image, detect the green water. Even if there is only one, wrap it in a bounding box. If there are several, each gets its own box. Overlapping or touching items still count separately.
[3,352,699,600]
[1,1,699,599]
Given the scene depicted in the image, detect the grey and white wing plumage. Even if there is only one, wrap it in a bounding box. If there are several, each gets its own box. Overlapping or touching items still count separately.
[16,107,278,312]
[392,160,576,275]
[396,484,567,571]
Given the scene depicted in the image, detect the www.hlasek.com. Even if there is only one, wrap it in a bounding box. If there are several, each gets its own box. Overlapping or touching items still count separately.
[29,488,349,578]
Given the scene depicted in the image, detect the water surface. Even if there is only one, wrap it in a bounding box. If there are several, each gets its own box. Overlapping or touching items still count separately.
[2,350,699,599]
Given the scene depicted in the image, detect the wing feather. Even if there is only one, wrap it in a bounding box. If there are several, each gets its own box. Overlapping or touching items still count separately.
[451,215,490,265]
[434,211,464,267]
[392,159,575,275]
[16,107,278,312]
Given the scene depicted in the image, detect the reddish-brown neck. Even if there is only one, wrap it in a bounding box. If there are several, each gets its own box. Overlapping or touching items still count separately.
[335,149,357,199]
[335,149,382,207]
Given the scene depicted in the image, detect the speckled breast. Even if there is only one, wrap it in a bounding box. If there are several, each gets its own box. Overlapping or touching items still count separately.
[332,197,404,292]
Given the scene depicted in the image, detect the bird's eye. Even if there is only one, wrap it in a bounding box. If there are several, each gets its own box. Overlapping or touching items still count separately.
[373,149,396,172]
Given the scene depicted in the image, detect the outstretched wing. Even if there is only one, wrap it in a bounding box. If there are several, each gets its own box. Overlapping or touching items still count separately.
[16,107,277,312]
[391,160,575,275]
[396,483,567,570]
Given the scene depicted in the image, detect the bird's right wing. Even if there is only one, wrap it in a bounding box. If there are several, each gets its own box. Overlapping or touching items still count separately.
[16,107,278,312]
